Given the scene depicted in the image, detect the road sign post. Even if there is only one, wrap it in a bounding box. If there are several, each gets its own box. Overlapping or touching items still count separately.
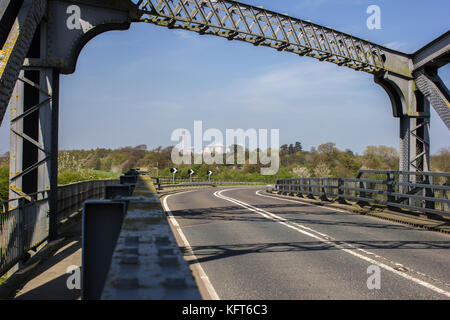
[170,168,178,184]
[188,169,195,183]
[207,170,213,183]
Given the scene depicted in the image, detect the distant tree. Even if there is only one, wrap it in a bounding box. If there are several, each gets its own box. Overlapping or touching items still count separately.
[313,162,331,177]
[292,166,311,178]
[294,141,303,153]
[344,149,354,156]
[288,144,294,154]
[317,142,337,155]
[135,144,147,151]
[94,158,101,170]
[280,144,288,155]
[362,145,398,170]
[431,147,450,173]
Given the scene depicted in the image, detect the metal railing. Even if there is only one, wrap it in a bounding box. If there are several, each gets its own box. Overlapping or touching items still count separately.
[0,179,118,278]
[57,180,118,224]
[153,176,266,189]
[275,170,450,216]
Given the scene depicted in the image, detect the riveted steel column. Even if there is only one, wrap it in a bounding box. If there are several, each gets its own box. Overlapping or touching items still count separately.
[8,71,24,210]
[412,93,430,176]
[48,69,59,240]
[8,19,59,239]
[399,103,430,178]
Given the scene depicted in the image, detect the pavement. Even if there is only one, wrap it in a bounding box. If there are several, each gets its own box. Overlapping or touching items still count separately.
[162,186,450,300]
[2,225,82,300]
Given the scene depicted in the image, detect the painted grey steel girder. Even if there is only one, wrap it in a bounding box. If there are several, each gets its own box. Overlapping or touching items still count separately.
[0,1,22,49]
[413,31,450,71]
[134,0,407,75]
[8,19,60,241]
[0,0,47,125]
[414,67,450,130]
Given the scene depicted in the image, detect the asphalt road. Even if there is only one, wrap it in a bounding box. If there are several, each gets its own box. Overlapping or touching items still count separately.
[162,187,450,300]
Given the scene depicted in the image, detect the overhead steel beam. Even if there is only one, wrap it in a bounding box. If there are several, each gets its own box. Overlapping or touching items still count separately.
[413,31,450,71]
[0,0,47,125]
[0,0,23,48]
[415,67,450,130]
[133,0,413,78]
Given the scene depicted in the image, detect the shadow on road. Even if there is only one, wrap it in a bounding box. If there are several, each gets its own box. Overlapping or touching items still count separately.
[182,240,450,265]
[170,202,419,232]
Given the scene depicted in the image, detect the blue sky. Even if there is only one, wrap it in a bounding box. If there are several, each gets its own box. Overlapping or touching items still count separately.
[0,0,449,155]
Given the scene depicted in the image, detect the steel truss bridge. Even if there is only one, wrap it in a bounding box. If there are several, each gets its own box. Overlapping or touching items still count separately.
[0,0,449,239]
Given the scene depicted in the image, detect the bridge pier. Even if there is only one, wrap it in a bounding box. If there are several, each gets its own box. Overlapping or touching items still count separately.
[7,0,133,241]
[1,0,447,245]
[374,71,431,185]
[399,103,430,176]
[8,21,60,240]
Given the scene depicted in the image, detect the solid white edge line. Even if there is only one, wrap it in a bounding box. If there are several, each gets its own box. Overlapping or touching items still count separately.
[162,191,220,300]
[215,188,450,298]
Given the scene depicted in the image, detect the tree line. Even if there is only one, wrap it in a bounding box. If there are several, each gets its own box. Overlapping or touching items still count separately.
[0,143,448,202]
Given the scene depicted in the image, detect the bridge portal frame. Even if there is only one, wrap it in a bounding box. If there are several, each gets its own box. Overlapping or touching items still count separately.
[1,0,448,240]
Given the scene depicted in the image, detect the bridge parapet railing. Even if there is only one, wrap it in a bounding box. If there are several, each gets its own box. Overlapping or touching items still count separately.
[275,170,450,217]
[56,179,118,224]
[0,179,118,278]
[152,177,266,189]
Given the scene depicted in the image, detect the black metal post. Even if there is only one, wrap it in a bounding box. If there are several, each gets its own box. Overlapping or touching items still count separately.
[48,70,59,241]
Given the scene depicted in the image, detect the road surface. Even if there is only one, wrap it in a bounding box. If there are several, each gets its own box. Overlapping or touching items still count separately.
[162,187,450,300]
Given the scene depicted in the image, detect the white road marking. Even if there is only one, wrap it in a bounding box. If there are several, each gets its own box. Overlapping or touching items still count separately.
[255,189,348,213]
[256,189,450,285]
[214,188,450,298]
[162,191,220,300]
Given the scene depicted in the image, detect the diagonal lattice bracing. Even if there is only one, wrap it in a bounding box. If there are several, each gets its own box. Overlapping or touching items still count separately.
[135,0,386,74]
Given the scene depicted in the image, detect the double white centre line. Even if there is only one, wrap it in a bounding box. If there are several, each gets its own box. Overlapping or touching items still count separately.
[214,189,450,298]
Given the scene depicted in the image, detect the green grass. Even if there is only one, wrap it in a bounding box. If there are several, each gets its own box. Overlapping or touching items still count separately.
[58,169,120,185]
[0,276,6,285]
[0,164,9,203]
[0,165,121,203]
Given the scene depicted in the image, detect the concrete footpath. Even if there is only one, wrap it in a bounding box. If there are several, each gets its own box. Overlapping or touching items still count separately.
[12,236,81,300]
[0,223,82,300]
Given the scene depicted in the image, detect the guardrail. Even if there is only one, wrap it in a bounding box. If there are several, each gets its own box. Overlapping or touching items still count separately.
[0,179,118,278]
[274,170,450,217]
[152,177,266,189]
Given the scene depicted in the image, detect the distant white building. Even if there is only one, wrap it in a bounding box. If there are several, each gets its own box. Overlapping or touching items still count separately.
[203,143,232,155]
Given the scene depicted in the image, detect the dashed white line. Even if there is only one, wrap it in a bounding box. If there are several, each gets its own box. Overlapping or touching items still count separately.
[215,188,450,298]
